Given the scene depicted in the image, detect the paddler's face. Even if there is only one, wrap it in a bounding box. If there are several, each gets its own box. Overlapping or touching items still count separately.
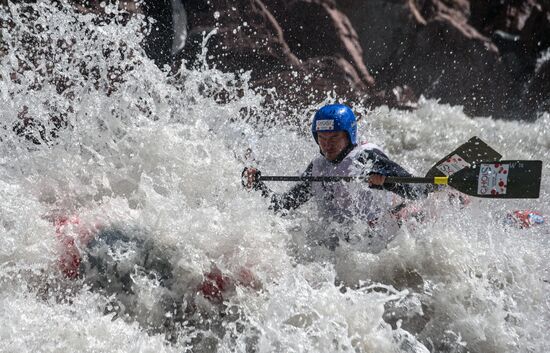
[317,131,350,161]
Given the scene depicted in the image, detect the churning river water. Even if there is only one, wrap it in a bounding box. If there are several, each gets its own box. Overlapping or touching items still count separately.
[1,3,549,353]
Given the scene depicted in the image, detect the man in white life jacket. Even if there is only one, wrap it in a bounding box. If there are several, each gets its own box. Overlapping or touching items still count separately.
[243,104,432,249]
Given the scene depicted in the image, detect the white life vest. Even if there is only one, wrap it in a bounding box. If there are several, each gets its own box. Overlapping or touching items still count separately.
[311,143,394,224]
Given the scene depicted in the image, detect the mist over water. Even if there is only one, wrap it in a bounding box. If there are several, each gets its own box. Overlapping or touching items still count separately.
[1,3,549,352]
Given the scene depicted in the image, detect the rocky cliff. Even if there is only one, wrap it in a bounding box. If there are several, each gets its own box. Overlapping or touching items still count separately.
[177,0,550,120]
[3,0,550,120]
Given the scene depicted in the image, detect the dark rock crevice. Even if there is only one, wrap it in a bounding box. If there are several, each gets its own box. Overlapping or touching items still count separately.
[2,0,550,120]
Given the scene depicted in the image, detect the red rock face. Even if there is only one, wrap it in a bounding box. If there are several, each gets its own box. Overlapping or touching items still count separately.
[337,0,550,119]
[3,0,549,120]
[179,0,378,106]
[177,0,550,119]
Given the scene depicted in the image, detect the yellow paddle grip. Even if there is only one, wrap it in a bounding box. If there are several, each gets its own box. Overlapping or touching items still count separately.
[434,176,449,185]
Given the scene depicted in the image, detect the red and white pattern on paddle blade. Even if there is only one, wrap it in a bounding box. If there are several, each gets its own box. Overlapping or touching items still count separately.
[477,163,509,196]
[436,154,471,176]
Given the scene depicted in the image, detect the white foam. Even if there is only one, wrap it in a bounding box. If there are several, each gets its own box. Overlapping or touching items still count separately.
[1,2,549,352]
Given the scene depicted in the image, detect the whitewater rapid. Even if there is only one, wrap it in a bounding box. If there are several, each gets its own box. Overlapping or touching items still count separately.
[1,3,549,353]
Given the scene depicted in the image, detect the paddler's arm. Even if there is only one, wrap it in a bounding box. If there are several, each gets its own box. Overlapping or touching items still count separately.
[268,163,313,213]
[358,149,434,200]
[242,164,314,213]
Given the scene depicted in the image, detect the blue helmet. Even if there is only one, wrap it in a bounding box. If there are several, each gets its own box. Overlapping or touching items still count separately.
[311,104,357,145]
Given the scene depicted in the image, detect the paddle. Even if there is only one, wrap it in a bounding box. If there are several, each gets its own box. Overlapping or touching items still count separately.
[258,160,542,199]
[424,136,502,177]
[255,137,541,199]
[435,160,542,199]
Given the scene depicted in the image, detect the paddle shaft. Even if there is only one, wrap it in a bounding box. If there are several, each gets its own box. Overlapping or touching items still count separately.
[258,175,448,184]
[259,160,542,199]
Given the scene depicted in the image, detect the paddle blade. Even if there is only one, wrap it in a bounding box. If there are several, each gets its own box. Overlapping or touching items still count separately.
[449,160,542,198]
[425,136,502,178]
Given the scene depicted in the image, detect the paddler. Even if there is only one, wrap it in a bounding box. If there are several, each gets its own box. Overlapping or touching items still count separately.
[242,104,433,249]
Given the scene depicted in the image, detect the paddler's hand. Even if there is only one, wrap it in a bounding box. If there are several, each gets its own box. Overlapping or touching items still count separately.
[242,167,261,190]
[368,174,386,186]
